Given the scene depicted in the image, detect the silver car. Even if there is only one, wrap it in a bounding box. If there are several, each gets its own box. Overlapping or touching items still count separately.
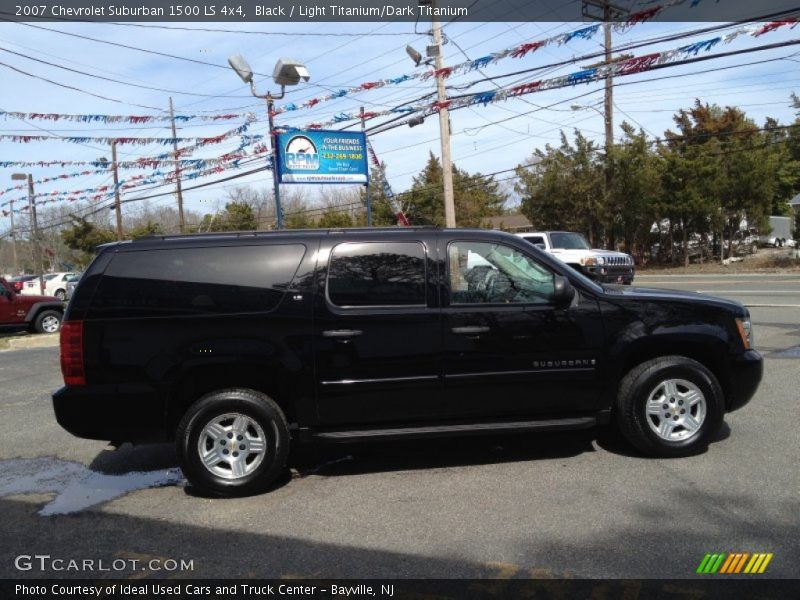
[63,273,82,301]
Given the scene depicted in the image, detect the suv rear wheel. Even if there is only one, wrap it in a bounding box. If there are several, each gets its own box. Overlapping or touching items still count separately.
[176,388,289,497]
[615,356,724,457]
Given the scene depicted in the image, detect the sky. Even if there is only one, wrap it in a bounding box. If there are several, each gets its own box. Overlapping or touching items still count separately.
[0,3,799,233]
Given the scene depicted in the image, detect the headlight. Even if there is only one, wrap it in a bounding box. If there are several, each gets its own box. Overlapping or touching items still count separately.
[736,318,752,349]
[596,256,606,266]
[582,257,593,266]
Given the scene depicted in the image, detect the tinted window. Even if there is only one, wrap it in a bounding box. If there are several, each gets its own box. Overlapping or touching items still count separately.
[522,235,545,246]
[549,232,590,250]
[327,242,426,307]
[89,244,305,318]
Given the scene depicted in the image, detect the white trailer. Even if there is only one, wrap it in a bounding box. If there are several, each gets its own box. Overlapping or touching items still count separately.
[759,216,793,247]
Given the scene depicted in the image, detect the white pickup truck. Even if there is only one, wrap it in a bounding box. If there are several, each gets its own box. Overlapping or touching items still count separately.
[516,231,635,284]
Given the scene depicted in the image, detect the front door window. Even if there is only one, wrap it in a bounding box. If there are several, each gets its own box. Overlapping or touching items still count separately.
[448,241,555,305]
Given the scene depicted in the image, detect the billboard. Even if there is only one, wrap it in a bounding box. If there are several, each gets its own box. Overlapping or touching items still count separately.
[276,130,368,184]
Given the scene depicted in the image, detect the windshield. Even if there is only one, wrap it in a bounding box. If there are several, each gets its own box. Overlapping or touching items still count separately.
[549,232,591,250]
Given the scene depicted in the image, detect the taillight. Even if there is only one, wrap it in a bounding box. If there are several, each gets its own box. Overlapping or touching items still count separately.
[60,320,85,386]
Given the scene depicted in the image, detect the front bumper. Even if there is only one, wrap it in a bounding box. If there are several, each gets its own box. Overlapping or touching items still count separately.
[727,349,763,412]
[52,384,166,442]
[585,265,635,284]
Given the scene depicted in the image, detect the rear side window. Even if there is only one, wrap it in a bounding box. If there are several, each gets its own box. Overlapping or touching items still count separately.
[88,244,306,318]
[327,242,426,307]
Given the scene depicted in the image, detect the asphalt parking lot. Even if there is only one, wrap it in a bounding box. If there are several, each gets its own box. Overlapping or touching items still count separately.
[0,273,798,582]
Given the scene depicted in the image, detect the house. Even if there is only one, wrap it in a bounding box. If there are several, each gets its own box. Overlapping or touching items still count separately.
[482,214,534,232]
[790,192,800,215]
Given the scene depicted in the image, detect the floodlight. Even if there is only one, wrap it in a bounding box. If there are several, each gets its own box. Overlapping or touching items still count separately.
[406,45,423,66]
[228,55,254,84]
[272,58,311,87]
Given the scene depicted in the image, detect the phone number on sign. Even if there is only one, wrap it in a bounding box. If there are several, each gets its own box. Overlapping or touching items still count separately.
[321,153,364,160]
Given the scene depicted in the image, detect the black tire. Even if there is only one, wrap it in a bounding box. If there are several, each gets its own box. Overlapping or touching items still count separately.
[615,356,724,457]
[33,309,62,334]
[54,289,66,301]
[176,388,290,497]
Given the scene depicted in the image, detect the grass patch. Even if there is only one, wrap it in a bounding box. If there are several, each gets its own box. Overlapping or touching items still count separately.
[764,254,800,269]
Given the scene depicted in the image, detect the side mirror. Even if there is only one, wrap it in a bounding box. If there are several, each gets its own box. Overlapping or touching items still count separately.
[553,275,575,307]
[534,243,546,250]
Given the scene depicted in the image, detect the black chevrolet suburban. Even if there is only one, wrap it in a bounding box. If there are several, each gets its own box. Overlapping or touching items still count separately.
[53,228,762,497]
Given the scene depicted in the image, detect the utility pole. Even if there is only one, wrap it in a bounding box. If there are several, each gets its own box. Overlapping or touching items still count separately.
[360,106,373,227]
[9,199,18,274]
[431,1,456,228]
[169,97,186,232]
[582,0,628,246]
[603,15,613,176]
[111,141,123,240]
[27,175,44,292]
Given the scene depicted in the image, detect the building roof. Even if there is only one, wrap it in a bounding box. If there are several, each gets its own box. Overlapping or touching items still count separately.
[482,214,533,232]
[790,192,800,207]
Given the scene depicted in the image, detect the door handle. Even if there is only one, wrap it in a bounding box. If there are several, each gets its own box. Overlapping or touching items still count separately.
[451,326,490,335]
[322,329,363,338]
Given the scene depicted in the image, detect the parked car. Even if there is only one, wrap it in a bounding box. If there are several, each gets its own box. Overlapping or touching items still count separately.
[517,231,635,284]
[64,273,82,301]
[0,277,64,333]
[20,272,76,300]
[54,228,762,497]
[7,274,38,293]
[730,228,759,256]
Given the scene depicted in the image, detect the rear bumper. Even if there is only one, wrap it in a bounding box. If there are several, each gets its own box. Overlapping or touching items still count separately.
[727,350,763,412]
[52,384,167,442]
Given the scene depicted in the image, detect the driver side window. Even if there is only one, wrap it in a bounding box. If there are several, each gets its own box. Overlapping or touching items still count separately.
[448,241,555,305]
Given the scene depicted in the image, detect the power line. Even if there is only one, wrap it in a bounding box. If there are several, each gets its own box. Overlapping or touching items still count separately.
[1,17,274,77]
[0,60,163,110]
[0,46,253,98]
[94,22,414,36]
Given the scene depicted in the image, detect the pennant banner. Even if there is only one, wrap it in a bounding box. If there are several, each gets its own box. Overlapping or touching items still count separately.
[267,0,716,118]
[0,141,270,209]
[0,121,261,170]
[0,118,258,146]
[0,110,251,125]
[277,21,797,131]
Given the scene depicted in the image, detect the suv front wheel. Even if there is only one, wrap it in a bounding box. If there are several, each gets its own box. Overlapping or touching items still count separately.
[176,388,289,497]
[615,356,724,457]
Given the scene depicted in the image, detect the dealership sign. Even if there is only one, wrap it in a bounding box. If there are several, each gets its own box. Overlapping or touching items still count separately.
[276,130,368,184]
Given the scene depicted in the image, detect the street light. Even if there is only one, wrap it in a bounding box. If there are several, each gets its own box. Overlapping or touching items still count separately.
[11,173,44,292]
[228,55,310,230]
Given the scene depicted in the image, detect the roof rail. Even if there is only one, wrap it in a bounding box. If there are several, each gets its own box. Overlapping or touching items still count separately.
[131,226,441,242]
